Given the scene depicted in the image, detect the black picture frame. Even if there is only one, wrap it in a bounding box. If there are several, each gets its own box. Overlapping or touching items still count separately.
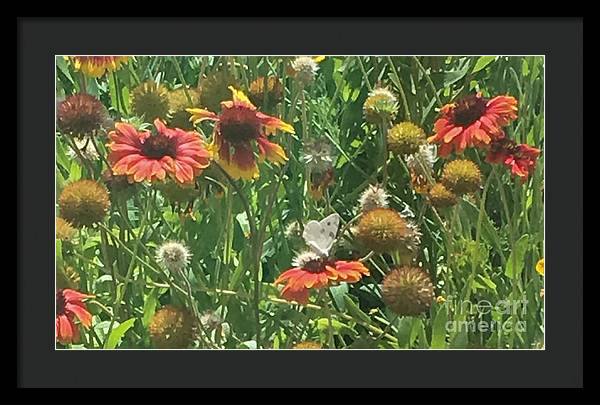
[18,17,582,388]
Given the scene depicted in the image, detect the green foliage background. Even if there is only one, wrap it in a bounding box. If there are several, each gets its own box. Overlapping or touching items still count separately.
[56,56,544,349]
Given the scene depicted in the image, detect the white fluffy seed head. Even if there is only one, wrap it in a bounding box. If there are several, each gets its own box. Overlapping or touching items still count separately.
[67,137,100,163]
[156,241,191,272]
[358,184,390,213]
[406,144,438,177]
[292,251,321,268]
[291,56,320,85]
[300,138,335,173]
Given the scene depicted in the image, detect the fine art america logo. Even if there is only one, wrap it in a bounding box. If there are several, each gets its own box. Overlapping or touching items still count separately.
[444,297,529,333]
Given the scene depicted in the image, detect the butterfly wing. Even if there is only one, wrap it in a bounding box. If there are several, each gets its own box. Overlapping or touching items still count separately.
[302,214,341,257]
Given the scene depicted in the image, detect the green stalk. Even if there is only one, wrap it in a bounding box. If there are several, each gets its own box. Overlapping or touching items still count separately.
[103,191,154,348]
[386,56,411,121]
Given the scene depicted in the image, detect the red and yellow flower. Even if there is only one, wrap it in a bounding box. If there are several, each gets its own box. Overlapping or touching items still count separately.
[428,92,518,156]
[187,87,294,180]
[56,289,93,345]
[486,137,540,182]
[274,251,370,305]
[67,56,130,78]
[107,118,211,184]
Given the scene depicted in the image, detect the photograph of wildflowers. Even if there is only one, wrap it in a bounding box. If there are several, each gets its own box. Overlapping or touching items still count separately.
[55,55,544,349]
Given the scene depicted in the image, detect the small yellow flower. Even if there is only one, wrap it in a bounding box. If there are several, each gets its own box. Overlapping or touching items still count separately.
[436,296,446,304]
[536,258,544,276]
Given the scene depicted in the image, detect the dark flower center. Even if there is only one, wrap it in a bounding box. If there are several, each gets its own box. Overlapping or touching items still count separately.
[304,258,335,273]
[452,94,488,127]
[56,290,66,315]
[141,135,177,159]
[219,107,261,144]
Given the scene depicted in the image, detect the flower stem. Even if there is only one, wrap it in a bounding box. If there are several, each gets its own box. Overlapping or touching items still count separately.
[386,56,411,121]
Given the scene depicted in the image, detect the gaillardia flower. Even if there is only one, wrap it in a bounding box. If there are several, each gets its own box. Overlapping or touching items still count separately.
[59,180,110,227]
[148,305,195,349]
[107,118,211,184]
[57,93,107,137]
[358,184,389,213]
[355,208,421,257]
[187,87,294,180]
[382,266,435,316]
[440,159,482,196]
[486,137,540,182]
[274,251,369,305]
[156,241,192,272]
[387,122,426,156]
[56,217,76,241]
[536,258,544,276]
[67,56,129,78]
[248,76,284,110]
[131,81,170,121]
[363,87,399,125]
[56,289,93,345]
[428,92,518,156]
[428,183,458,208]
[168,87,202,130]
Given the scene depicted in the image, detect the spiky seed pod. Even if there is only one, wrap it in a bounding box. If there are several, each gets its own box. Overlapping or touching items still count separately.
[248,76,284,109]
[58,180,110,228]
[382,266,435,316]
[156,179,199,204]
[156,241,191,273]
[56,217,76,241]
[167,87,202,130]
[358,184,389,213]
[428,183,458,208]
[355,208,421,256]
[148,305,195,349]
[363,87,399,125]
[101,169,137,202]
[293,341,322,349]
[290,56,320,85]
[57,93,107,137]
[441,159,482,196]
[131,81,170,121]
[387,122,426,156]
[300,138,336,173]
[199,71,239,112]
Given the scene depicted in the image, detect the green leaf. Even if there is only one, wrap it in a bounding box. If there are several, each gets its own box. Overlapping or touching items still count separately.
[142,289,161,328]
[343,295,372,325]
[505,234,530,279]
[443,62,471,87]
[395,317,414,348]
[105,318,136,349]
[431,305,448,349]
[472,56,496,73]
[68,160,82,182]
[316,318,356,337]
[329,283,349,311]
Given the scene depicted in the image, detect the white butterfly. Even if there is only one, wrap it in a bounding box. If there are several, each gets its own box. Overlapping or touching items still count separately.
[302,213,340,258]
